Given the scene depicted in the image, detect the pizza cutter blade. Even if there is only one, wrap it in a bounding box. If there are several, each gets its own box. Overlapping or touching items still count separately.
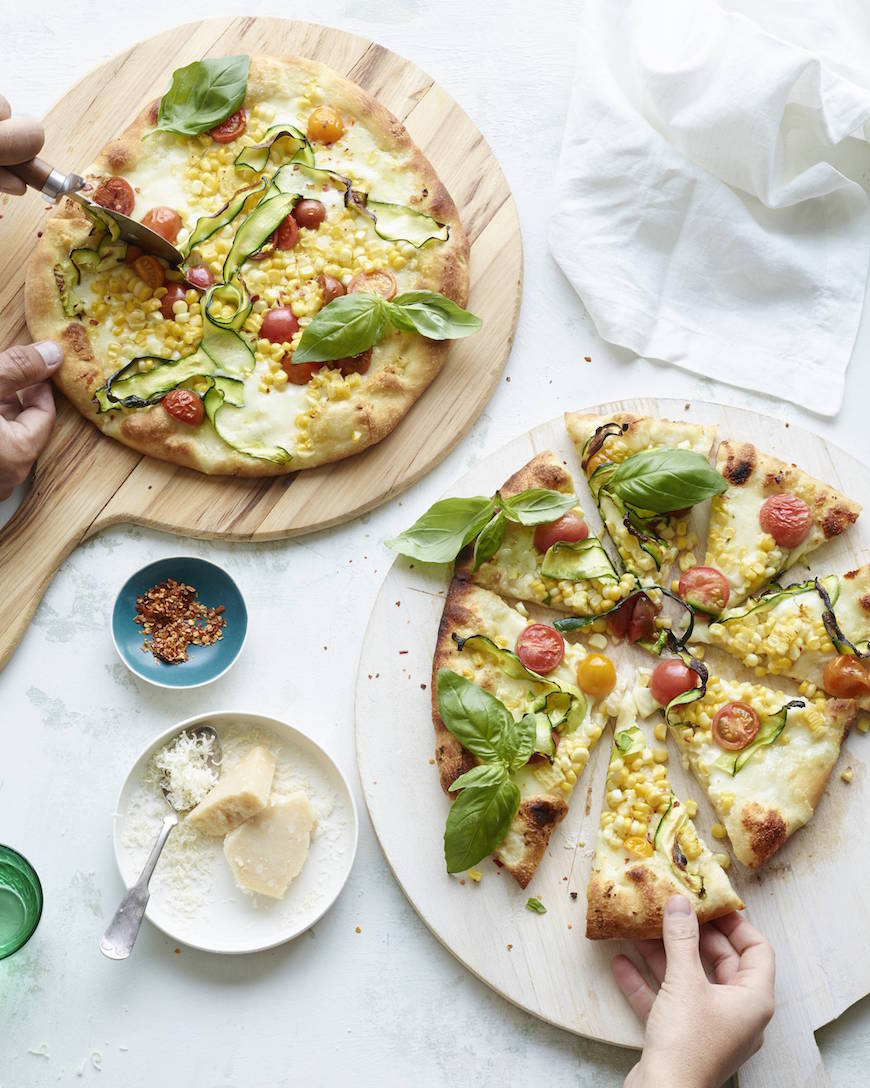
[10,156,183,265]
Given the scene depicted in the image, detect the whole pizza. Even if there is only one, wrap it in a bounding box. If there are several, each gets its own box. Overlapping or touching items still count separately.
[25,55,476,475]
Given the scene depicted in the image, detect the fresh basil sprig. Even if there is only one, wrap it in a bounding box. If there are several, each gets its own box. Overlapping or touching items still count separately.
[156,56,250,137]
[603,449,727,516]
[292,290,482,364]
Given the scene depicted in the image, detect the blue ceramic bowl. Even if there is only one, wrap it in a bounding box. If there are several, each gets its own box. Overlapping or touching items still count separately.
[112,556,247,689]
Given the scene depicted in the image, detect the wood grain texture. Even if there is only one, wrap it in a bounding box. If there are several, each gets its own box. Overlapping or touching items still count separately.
[0,17,521,670]
[355,398,870,1086]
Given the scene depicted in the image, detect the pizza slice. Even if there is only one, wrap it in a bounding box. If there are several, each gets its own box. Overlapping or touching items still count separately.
[586,723,742,940]
[456,450,637,617]
[432,581,623,886]
[662,668,856,868]
[705,440,861,606]
[564,412,718,587]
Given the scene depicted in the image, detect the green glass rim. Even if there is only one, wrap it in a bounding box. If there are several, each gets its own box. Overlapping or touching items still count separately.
[0,844,43,960]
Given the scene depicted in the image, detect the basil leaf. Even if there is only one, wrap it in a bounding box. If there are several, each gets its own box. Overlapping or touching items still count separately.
[389,291,482,340]
[444,776,520,873]
[448,762,508,793]
[526,897,547,914]
[499,488,578,526]
[606,449,727,515]
[500,712,538,771]
[436,670,514,763]
[293,294,389,363]
[157,56,250,136]
[472,512,506,571]
[386,496,495,563]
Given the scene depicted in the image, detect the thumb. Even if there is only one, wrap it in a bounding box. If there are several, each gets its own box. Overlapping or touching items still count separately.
[662,895,705,984]
[0,342,64,398]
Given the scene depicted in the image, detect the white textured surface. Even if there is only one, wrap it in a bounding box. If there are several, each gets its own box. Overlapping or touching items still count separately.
[0,2,868,1086]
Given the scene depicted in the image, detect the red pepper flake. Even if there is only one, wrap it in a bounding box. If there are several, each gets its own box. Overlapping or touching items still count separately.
[399,650,408,655]
[134,578,226,664]
[570,891,578,901]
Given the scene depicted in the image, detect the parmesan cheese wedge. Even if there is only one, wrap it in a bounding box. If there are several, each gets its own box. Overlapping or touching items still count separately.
[186,747,276,836]
[223,793,316,899]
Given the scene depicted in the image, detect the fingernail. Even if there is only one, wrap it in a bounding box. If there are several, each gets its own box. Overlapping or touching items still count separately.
[34,341,63,369]
[666,895,692,916]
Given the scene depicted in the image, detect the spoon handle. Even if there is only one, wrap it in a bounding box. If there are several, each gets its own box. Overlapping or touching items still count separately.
[100,812,178,960]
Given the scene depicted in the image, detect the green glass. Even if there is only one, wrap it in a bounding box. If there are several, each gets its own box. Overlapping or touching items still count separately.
[0,846,43,959]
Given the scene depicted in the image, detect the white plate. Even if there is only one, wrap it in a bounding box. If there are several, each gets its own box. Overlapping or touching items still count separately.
[113,711,358,954]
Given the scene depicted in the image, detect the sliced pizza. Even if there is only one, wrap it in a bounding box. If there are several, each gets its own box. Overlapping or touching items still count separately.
[705,440,861,605]
[564,412,718,587]
[432,580,623,887]
[586,724,742,940]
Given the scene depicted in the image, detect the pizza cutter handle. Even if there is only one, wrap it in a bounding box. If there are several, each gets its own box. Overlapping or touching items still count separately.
[8,157,85,201]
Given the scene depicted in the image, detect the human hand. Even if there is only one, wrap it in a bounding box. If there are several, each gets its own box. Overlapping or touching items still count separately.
[0,342,62,499]
[613,896,775,1088]
[0,95,44,194]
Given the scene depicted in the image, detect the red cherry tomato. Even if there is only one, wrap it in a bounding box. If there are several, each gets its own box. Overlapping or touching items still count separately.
[336,348,373,375]
[260,306,300,344]
[347,269,398,300]
[141,206,183,243]
[275,215,299,250]
[533,511,589,554]
[124,244,143,265]
[132,255,165,290]
[759,493,812,548]
[515,624,565,675]
[209,109,247,143]
[822,655,870,698]
[319,274,346,305]
[650,660,699,706]
[282,357,323,384]
[185,264,214,290]
[678,566,731,614]
[712,702,760,751]
[162,388,204,426]
[93,176,135,216]
[293,199,327,229]
[606,594,659,643]
[160,284,187,320]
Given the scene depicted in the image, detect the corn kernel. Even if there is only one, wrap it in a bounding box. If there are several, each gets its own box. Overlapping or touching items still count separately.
[711,823,727,840]
[841,767,853,783]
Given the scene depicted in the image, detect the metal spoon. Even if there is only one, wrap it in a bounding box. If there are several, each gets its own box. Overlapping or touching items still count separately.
[100,725,222,960]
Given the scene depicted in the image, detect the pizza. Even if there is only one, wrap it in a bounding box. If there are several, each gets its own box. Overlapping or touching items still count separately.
[25,54,474,475]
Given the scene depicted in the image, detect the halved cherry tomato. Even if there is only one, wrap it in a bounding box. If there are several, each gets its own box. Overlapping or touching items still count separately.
[141,206,183,243]
[132,255,165,290]
[348,269,397,301]
[307,106,345,144]
[712,702,760,751]
[576,653,616,698]
[533,511,589,554]
[160,283,187,320]
[650,659,699,706]
[678,565,730,614]
[319,274,346,305]
[336,348,373,375]
[607,594,659,643]
[515,624,565,675]
[124,244,143,265]
[275,214,299,250]
[282,357,323,384]
[822,655,870,698]
[759,493,812,549]
[293,199,326,229]
[185,264,214,290]
[93,176,134,215]
[624,836,654,858]
[209,109,247,143]
[260,306,299,344]
[162,388,204,426]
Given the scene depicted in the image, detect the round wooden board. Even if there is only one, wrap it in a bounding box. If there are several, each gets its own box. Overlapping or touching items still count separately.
[0,17,521,671]
[355,398,870,1088]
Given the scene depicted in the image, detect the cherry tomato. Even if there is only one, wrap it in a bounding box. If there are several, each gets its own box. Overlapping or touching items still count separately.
[576,653,617,698]
[132,255,165,290]
[160,283,187,320]
[185,264,214,291]
[650,659,699,706]
[336,348,373,376]
[712,702,760,751]
[624,836,654,858]
[822,655,870,698]
[515,624,565,675]
[141,206,183,243]
[348,269,398,301]
[293,199,327,229]
[759,493,812,548]
[92,176,135,216]
[678,566,731,614]
[162,388,204,426]
[319,274,346,305]
[209,109,247,143]
[282,357,323,384]
[307,106,345,144]
[607,594,659,643]
[260,306,300,344]
[533,511,589,554]
[275,214,299,250]
[124,244,143,265]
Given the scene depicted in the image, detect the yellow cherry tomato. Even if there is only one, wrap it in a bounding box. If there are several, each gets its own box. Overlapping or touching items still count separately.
[576,653,617,698]
[307,106,345,144]
[624,836,654,858]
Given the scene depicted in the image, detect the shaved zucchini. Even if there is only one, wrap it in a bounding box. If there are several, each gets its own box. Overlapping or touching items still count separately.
[540,537,619,583]
[53,259,84,319]
[98,349,216,410]
[350,195,449,246]
[181,176,269,257]
[203,378,292,464]
[654,801,704,896]
[712,700,805,775]
[222,191,298,282]
[233,123,313,172]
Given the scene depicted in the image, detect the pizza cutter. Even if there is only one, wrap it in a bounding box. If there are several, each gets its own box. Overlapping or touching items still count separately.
[9,156,183,264]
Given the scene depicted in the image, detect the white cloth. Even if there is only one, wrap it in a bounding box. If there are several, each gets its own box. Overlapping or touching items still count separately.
[550,0,870,415]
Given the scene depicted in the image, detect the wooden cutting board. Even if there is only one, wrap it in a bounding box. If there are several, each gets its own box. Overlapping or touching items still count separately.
[355,398,870,1088]
[0,17,521,671]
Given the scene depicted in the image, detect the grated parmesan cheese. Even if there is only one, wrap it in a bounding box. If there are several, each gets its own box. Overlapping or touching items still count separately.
[154,730,219,811]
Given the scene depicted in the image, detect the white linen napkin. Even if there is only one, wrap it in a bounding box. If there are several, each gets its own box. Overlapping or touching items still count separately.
[549,0,870,415]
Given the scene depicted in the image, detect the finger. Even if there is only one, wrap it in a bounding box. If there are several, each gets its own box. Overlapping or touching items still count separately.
[612,954,656,1026]
[0,342,63,398]
[714,913,776,995]
[699,924,739,984]
[661,895,705,985]
[0,116,44,167]
[0,96,11,122]
[635,939,667,985]
[0,165,26,195]
[8,384,55,454]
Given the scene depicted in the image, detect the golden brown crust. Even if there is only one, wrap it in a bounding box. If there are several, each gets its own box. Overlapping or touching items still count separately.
[739,803,788,868]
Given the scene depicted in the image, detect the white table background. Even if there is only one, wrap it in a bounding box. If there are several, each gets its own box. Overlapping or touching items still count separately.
[1,2,869,1085]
